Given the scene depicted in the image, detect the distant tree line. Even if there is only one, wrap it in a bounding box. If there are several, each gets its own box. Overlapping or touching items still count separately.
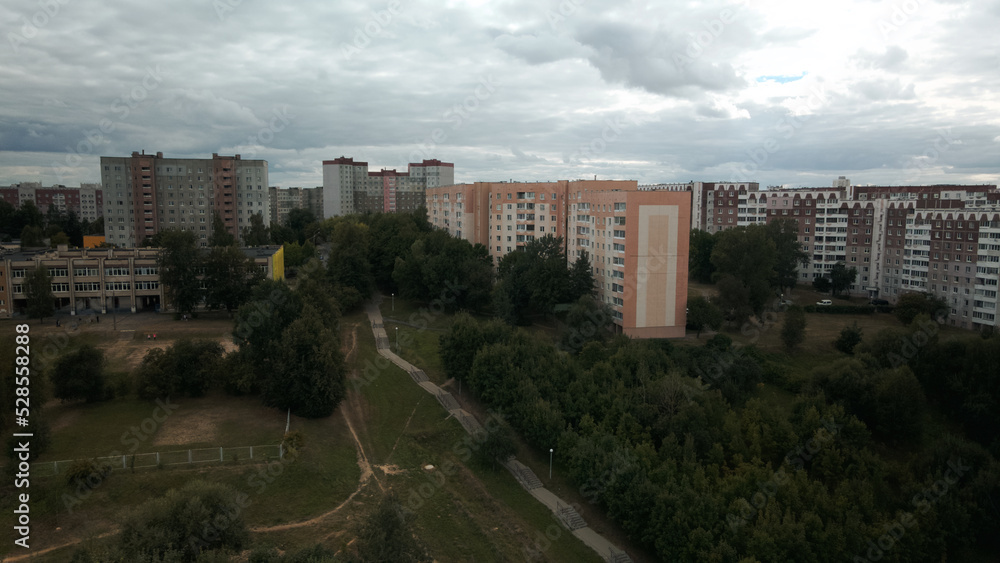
[0,199,104,247]
[438,314,1000,562]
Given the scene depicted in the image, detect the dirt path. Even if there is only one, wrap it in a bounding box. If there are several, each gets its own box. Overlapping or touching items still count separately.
[252,322,384,534]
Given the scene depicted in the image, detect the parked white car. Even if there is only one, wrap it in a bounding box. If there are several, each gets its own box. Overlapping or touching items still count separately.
[816,299,833,306]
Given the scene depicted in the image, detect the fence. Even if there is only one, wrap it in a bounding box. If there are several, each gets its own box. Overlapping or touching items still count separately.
[32,444,284,477]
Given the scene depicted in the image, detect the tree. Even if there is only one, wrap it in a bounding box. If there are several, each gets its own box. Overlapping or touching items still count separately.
[834,322,863,354]
[477,419,517,470]
[829,262,857,296]
[686,295,723,338]
[327,220,373,301]
[711,225,777,322]
[493,235,575,324]
[24,265,54,321]
[242,212,271,246]
[781,305,807,351]
[568,250,596,299]
[894,292,948,325]
[286,208,316,244]
[689,229,716,284]
[811,276,832,294]
[764,219,809,291]
[560,295,614,352]
[352,492,431,563]
[157,229,202,314]
[117,480,249,561]
[265,306,345,418]
[439,313,513,383]
[49,231,69,247]
[20,224,45,247]
[203,245,263,313]
[51,345,106,402]
[208,211,236,247]
[135,340,224,399]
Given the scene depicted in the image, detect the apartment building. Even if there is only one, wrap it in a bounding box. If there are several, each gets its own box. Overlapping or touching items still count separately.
[268,186,323,226]
[321,157,454,217]
[0,183,104,222]
[0,245,284,318]
[428,179,690,338]
[99,151,269,247]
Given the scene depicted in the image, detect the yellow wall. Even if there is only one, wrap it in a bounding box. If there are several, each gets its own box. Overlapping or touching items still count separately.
[83,235,105,248]
[272,245,285,280]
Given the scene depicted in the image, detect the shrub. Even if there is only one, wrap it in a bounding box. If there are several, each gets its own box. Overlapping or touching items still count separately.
[65,458,113,490]
[834,322,863,354]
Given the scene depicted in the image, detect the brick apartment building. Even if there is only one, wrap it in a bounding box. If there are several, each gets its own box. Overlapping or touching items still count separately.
[1,182,103,222]
[428,180,690,338]
[322,157,454,217]
[268,186,323,226]
[99,152,270,247]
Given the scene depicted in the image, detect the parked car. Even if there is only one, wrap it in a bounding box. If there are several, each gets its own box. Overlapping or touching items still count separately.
[869,298,889,306]
[816,299,833,306]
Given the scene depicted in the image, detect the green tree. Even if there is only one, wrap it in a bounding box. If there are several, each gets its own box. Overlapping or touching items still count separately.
[203,245,263,313]
[477,419,517,470]
[811,276,832,294]
[872,366,926,443]
[834,322,863,354]
[327,220,373,301]
[568,250,596,300]
[157,229,202,314]
[493,235,574,324]
[829,262,857,296]
[48,231,70,247]
[686,295,723,338]
[286,208,316,244]
[764,219,809,291]
[117,480,249,561]
[689,229,716,284]
[134,340,224,399]
[242,212,271,246]
[894,292,948,325]
[265,306,345,418]
[51,345,106,402]
[439,313,513,383]
[24,265,54,321]
[781,305,807,351]
[711,225,777,323]
[352,492,431,563]
[20,224,45,247]
[560,295,614,352]
[208,211,236,247]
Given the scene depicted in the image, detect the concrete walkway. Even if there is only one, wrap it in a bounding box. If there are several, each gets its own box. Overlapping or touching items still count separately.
[365,298,633,563]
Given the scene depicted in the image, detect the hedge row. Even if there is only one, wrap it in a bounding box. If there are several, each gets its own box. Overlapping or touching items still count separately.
[802,304,894,314]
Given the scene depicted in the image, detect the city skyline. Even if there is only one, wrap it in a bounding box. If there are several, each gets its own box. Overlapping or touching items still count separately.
[2,1,998,189]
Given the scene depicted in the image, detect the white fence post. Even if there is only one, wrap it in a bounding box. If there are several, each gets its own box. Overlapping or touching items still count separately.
[188,450,192,464]
[250,446,253,460]
[122,455,126,469]
[156,452,160,465]
[220,447,224,462]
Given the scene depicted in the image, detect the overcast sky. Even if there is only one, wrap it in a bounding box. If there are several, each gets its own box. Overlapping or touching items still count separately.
[2,0,998,190]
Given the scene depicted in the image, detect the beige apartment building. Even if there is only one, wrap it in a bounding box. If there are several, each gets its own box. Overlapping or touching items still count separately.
[428,180,690,338]
[100,152,270,247]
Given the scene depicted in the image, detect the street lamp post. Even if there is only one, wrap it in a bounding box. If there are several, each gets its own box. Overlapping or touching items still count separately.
[392,293,395,312]
[395,326,399,352]
[549,448,554,479]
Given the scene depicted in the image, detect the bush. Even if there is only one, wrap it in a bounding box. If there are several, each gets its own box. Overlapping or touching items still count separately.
[65,458,112,490]
[118,480,249,561]
[51,345,108,403]
[834,322,863,354]
[781,306,807,351]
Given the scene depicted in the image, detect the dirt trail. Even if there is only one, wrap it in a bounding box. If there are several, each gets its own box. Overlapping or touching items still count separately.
[253,322,385,534]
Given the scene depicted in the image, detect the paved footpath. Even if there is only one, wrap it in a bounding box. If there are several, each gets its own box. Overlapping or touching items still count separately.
[365,298,633,563]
